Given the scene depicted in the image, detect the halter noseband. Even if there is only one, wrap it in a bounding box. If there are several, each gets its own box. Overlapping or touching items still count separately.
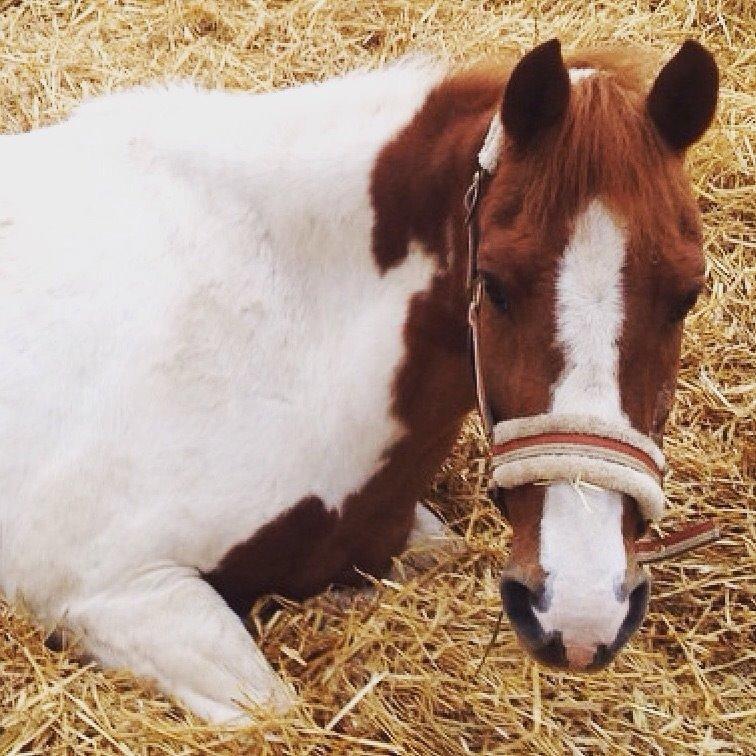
[464,115,719,561]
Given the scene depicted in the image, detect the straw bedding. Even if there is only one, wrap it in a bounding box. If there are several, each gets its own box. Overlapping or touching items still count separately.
[0,1,752,753]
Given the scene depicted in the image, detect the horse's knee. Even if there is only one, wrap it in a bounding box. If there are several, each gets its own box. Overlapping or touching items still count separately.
[57,572,295,721]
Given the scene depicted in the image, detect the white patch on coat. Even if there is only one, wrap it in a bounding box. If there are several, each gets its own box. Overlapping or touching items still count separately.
[569,67,597,84]
[535,200,630,653]
[0,58,446,720]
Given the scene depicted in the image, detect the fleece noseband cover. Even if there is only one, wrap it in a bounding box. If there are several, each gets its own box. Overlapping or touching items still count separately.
[490,414,667,522]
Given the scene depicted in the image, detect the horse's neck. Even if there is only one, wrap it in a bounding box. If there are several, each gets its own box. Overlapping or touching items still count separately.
[366,69,503,450]
[141,60,480,446]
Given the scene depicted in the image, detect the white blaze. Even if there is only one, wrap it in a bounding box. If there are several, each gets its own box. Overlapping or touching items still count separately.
[536,200,630,651]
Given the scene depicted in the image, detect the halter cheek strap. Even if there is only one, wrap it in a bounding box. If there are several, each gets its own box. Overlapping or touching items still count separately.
[464,170,493,438]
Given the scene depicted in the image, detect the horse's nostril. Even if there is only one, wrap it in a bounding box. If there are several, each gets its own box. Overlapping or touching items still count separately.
[500,578,547,647]
[534,634,567,667]
[589,643,613,670]
[586,578,650,670]
[614,578,650,649]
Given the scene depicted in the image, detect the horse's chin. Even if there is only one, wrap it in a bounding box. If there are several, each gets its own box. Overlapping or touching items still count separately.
[512,632,618,672]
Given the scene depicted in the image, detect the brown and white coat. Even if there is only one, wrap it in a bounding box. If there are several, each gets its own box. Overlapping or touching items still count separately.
[0,40,717,719]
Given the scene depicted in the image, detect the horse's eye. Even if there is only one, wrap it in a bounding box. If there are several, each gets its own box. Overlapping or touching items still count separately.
[481,271,509,312]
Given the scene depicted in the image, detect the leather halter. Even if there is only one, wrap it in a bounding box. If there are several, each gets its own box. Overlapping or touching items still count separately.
[464,167,494,438]
[463,118,720,561]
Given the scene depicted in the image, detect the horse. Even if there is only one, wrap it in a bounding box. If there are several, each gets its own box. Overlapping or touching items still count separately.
[0,38,717,721]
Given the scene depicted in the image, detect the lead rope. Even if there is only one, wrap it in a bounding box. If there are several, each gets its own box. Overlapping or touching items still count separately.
[473,608,504,680]
[635,519,721,564]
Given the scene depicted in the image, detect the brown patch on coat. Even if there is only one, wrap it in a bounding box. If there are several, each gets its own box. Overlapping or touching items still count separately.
[370,68,504,272]
[498,484,547,589]
[205,71,503,615]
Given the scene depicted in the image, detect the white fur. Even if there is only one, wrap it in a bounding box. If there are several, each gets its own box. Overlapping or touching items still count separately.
[536,201,631,654]
[569,67,597,84]
[0,60,447,720]
[406,506,451,547]
[478,114,504,172]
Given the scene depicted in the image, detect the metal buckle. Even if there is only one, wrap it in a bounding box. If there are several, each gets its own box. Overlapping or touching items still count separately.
[468,276,482,323]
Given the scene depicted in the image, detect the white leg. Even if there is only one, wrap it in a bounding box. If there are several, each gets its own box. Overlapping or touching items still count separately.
[392,503,462,580]
[64,566,294,723]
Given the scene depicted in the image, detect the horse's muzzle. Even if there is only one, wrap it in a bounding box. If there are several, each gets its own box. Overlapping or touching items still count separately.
[500,575,650,671]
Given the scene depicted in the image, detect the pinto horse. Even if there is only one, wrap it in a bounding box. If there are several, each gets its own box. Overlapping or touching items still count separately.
[0,39,717,721]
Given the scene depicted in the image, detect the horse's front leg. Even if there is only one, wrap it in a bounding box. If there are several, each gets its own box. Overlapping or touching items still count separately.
[330,504,459,608]
[395,502,465,577]
[62,566,294,723]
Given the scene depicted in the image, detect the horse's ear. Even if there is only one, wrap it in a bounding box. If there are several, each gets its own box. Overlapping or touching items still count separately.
[647,40,718,153]
[502,39,570,149]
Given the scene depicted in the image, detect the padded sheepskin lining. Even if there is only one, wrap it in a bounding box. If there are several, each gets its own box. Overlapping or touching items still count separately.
[478,115,503,173]
[491,414,667,521]
[493,413,665,468]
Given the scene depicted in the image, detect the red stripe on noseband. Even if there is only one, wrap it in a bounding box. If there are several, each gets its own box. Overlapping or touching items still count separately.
[491,432,664,480]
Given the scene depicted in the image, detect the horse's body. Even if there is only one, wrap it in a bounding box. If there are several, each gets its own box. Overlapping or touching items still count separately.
[0,61,459,718]
[0,40,717,721]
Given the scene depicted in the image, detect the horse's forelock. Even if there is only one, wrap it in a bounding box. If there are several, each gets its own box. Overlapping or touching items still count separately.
[497,62,693,248]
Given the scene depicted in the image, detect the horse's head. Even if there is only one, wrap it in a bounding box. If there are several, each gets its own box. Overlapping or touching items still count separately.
[474,40,717,669]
